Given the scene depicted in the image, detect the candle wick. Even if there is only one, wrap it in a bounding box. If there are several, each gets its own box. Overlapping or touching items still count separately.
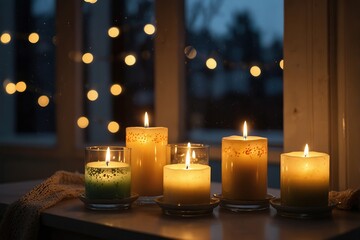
[106,161,109,166]
[244,136,247,140]
[186,165,189,170]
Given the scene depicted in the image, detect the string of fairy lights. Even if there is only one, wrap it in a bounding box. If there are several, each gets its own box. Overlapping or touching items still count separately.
[1,0,284,134]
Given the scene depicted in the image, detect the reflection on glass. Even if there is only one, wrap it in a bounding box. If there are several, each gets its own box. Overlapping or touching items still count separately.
[0,0,56,143]
[15,81,27,92]
[82,52,94,64]
[28,32,40,44]
[143,24,155,35]
[83,0,155,143]
[0,32,11,44]
[77,116,90,129]
[108,26,120,38]
[185,0,284,146]
[38,95,50,108]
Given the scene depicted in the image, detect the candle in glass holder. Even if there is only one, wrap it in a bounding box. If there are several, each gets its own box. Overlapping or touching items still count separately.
[281,144,329,207]
[85,146,131,200]
[222,121,268,200]
[163,143,211,204]
[126,112,168,197]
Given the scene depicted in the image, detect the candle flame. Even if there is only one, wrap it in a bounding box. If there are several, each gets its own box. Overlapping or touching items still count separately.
[185,142,191,169]
[192,150,196,159]
[243,121,248,139]
[304,144,309,157]
[144,112,149,128]
[106,147,110,166]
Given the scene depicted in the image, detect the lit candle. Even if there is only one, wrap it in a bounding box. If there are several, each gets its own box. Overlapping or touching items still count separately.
[281,144,329,207]
[163,144,211,204]
[85,147,131,199]
[222,121,268,200]
[126,112,168,197]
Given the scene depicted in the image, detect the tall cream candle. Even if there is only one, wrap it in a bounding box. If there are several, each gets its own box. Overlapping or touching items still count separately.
[222,121,268,200]
[281,144,329,207]
[126,112,168,197]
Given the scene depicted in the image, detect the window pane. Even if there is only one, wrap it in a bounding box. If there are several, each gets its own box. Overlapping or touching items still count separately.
[0,0,56,145]
[80,0,155,144]
[185,0,283,147]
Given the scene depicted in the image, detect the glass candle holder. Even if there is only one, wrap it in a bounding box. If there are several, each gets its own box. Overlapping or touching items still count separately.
[167,143,209,165]
[163,143,211,205]
[85,146,131,200]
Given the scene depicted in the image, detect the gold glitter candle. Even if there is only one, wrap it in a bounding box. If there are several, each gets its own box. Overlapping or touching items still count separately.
[126,113,168,197]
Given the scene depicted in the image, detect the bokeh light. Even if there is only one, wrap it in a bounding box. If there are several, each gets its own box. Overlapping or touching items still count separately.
[5,82,16,94]
[77,116,89,129]
[184,46,197,59]
[87,89,98,101]
[279,59,284,70]
[108,121,120,133]
[16,81,27,92]
[108,27,120,38]
[110,84,123,96]
[250,66,261,77]
[206,58,217,70]
[38,95,50,107]
[144,24,156,35]
[124,54,136,66]
[84,0,97,3]
[0,33,11,44]
[82,53,94,64]
[28,32,40,44]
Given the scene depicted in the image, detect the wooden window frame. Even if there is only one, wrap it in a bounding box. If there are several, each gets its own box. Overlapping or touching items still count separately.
[1,0,359,189]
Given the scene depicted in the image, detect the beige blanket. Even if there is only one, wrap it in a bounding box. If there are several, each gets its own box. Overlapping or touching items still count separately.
[0,171,84,240]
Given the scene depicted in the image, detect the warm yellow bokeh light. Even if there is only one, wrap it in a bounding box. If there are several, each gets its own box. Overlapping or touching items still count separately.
[38,95,50,107]
[124,55,136,66]
[108,121,120,133]
[5,82,16,94]
[77,116,89,129]
[250,66,261,77]
[184,46,197,59]
[84,0,97,3]
[1,33,11,44]
[206,58,217,70]
[28,32,40,44]
[279,59,284,70]
[144,24,156,35]
[82,53,94,64]
[16,81,27,92]
[87,89,98,101]
[108,27,120,38]
[110,84,123,96]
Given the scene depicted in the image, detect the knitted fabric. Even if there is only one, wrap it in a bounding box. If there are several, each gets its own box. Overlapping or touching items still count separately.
[329,189,360,210]
[0,171,84,240]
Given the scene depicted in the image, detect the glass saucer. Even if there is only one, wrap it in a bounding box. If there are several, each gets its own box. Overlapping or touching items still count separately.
[214,193,274,212]
[154,197,220,217]
[270,198,338,219]
[79,193,139,210]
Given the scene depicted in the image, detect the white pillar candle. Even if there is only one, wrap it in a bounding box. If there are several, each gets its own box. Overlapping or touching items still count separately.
[281,144,329,207]
[163,146,210,204]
